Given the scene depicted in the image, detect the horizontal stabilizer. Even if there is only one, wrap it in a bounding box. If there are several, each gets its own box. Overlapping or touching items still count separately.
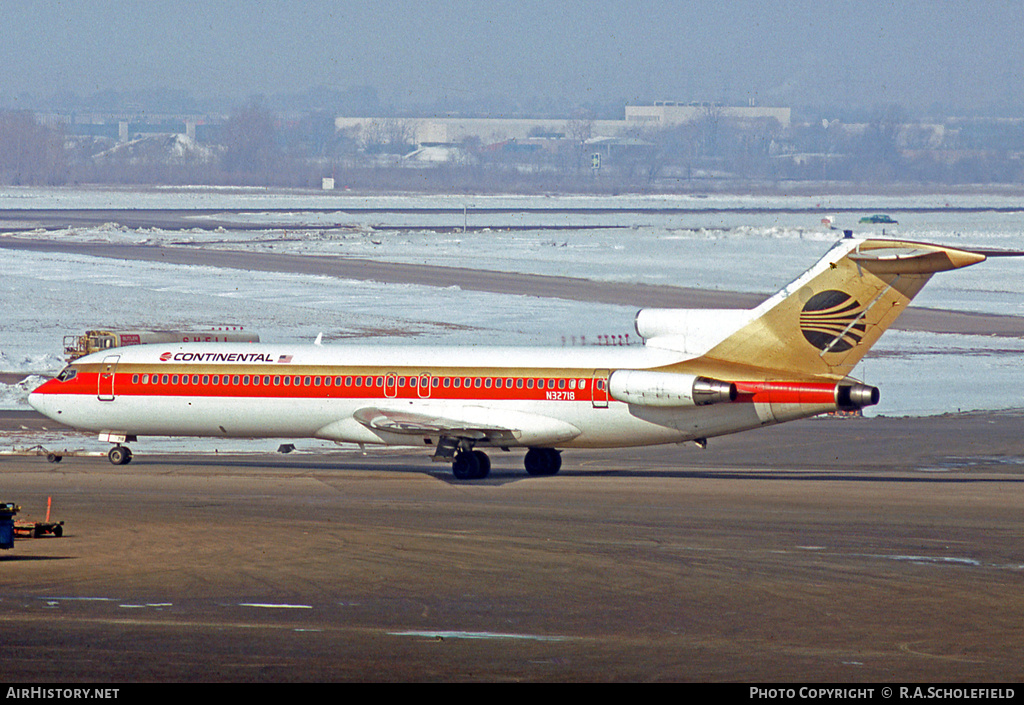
[847,241,986,273]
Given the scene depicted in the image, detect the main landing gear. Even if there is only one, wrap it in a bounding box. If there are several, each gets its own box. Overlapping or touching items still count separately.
[447,445,562,480]
[524,448,561,476]
[107,445,133,465]
[452,449,491,480]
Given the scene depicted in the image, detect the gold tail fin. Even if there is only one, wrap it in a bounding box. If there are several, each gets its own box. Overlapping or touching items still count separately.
[700,238,986,379]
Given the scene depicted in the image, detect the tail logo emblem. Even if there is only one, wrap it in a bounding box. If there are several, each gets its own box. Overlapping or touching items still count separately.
[800,290,866,352]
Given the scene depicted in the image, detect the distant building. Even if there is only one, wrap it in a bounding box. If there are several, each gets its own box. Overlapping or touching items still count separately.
[333,116,625,146]
[334,103,792,150]
[625,103,791,128]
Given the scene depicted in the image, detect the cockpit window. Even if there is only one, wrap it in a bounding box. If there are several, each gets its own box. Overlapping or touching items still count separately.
[56,367,78,382]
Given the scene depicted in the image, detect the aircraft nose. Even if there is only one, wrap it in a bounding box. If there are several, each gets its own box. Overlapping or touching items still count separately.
[28,391,58,418]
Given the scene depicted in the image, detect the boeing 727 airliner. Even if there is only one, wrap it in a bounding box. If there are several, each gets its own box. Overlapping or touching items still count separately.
[29,236,989,479]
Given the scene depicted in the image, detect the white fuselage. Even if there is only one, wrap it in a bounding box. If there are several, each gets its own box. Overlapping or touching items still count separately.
[29,341,818,450]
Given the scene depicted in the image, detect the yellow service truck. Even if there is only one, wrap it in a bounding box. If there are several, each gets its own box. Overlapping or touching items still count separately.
[64,327,259,362]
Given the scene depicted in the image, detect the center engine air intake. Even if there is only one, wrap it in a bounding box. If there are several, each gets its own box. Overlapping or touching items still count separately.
[608,370,737,407]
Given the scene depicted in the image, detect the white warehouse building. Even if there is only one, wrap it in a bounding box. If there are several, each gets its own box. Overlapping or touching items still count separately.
[335,104,790,147]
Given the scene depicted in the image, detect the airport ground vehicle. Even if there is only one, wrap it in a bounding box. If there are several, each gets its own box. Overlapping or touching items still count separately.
[64,327,258,362]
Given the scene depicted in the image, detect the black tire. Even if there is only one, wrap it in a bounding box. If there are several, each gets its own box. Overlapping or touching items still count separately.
[472,450,491,479]
[46,453,62,463]
[524,448,562,476]
[452,450,481,480]
[108,446,129,465]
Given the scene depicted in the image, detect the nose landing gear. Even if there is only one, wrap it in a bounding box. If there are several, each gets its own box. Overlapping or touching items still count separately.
[107,445,133,465]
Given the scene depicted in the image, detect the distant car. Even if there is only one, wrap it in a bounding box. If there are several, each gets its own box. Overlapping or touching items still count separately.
[859,214,898,224]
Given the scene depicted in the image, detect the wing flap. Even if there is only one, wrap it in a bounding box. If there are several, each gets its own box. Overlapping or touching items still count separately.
[352,404,581,446]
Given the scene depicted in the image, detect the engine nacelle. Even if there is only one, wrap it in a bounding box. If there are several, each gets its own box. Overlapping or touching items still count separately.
[836,382,880,410]
[608,370,737,408]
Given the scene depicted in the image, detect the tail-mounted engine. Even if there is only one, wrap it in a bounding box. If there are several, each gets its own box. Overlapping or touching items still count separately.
[608,370,737,407]
[836,382,880,411]
[608,371,880,414]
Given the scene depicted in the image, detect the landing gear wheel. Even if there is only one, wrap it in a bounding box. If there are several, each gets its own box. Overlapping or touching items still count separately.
[46,453,62,463]
[524,448,561,476]
[452,450,480,480]
[452,449,490,480]
[472,450,491,479]
[108,446,132,466]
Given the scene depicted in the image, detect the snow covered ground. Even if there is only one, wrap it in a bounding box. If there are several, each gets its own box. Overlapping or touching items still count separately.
[2,187,1022,433]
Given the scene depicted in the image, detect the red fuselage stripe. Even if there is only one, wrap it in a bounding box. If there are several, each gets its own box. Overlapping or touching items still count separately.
[37,370,838,406]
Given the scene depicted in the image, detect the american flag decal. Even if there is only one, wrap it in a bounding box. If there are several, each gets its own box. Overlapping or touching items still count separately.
[278,355,293,363]
[799,290,866,353]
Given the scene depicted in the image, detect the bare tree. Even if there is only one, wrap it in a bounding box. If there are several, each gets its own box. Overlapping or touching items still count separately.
[220,99,280,177]
[360,118,415,154]
[564,117,594,173]
[0,111,66,184]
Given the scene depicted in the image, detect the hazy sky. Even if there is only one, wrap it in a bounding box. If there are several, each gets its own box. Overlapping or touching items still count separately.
[2,0,1022,113]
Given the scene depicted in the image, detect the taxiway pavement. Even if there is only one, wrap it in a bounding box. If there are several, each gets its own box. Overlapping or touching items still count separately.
[2,411,1023,681]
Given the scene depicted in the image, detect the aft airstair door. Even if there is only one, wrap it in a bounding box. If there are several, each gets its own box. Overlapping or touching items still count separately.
[97,355,120,401]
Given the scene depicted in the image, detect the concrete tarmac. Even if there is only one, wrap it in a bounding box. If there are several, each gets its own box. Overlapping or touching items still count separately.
[2,411,1023,682]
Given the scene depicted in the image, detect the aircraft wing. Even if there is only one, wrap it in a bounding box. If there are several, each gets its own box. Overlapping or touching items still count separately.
[352,404,581,446]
